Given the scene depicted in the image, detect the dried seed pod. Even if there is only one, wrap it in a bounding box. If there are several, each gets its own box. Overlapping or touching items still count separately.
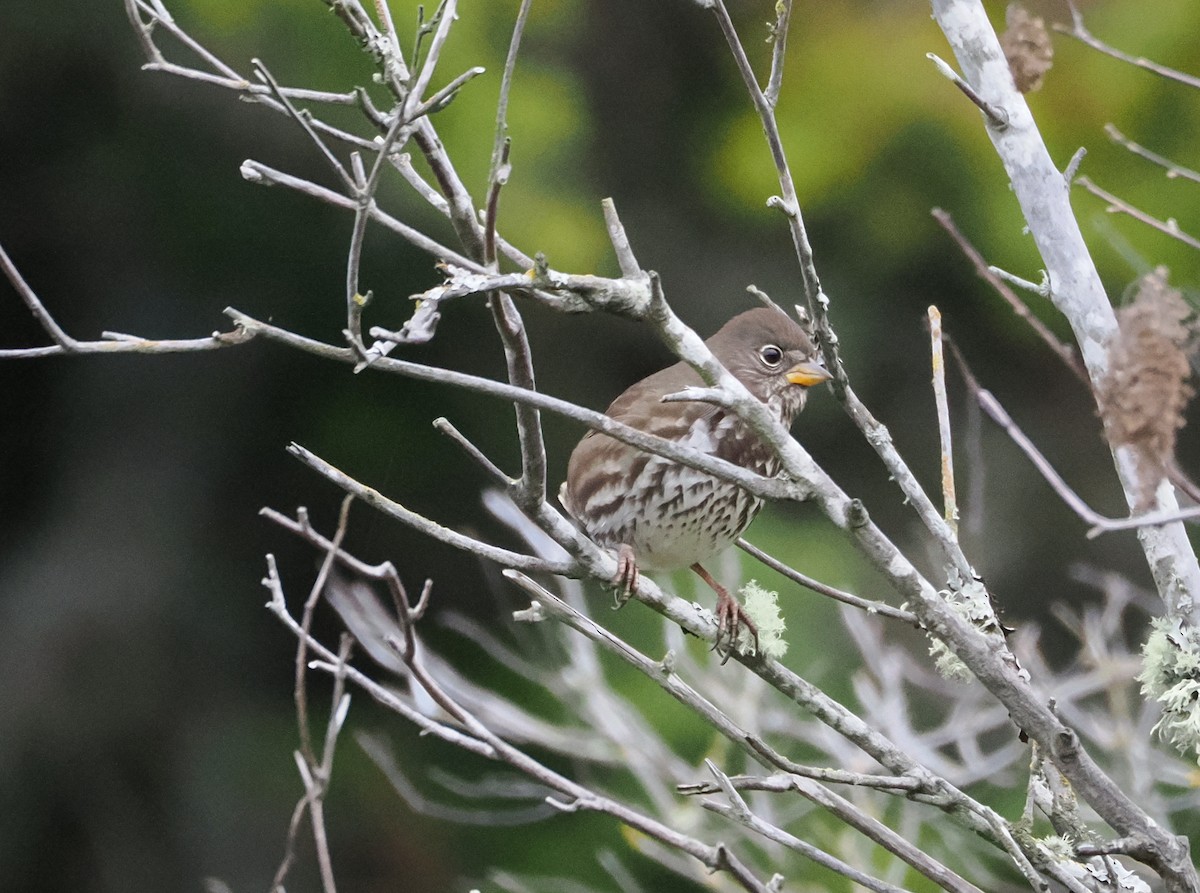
[1000,3,1053,93]
[1097,268,1196,509]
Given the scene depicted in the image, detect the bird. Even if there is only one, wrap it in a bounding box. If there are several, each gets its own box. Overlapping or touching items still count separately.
[559,306,832,658]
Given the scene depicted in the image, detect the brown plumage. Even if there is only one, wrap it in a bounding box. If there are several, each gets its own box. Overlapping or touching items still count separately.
[560,307,830,657]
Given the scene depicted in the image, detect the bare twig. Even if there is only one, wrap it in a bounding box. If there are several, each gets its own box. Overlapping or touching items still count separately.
[433,417,510,485]
[343,106,419,349]
[1,241,77,348]
[601,198,642,278]
[480,0,545,507]
[1062,146,1087,185]
[1056,4,1200,91]
[926,53,1009,130]
[225,308,806,502]
[764,0,792,110]
[1106,124,1200,185]
[735,539,920,625]
[240,159,479,269]
[931,208,1086,382]
[285,442,575,574]
[928,306,958,536]
[295,496,354,763]
[699,762,986,893]
[700,798,908,892]
[1,241,253,357]
[252,59,356,191]
[697,4,981,597]
[945,342,1200,537]
[266,547,354,893]
[679,770,922,797]
[703,0,833,375]
[1076,176,1200,252]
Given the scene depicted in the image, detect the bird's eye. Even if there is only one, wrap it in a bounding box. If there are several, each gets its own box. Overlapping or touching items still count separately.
[759,344,783,367]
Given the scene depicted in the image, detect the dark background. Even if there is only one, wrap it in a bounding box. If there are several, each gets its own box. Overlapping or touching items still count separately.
[2,0,1199,890]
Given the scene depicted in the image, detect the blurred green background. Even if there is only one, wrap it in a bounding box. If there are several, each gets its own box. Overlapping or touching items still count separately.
[2,0,1199,890]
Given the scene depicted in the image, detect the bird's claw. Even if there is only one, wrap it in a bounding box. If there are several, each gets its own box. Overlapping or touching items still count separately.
[713,589,758,664]
[612,543,639,608]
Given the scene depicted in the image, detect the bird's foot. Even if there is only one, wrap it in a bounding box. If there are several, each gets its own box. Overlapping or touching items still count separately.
[691,563,758,663]
[713,587,759,664]
[612,543,639,608]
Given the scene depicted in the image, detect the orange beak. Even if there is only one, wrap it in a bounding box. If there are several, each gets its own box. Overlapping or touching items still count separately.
[786,361,833,388]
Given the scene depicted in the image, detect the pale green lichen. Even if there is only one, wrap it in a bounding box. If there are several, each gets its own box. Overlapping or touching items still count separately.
[1034,835,1075,862]
[928,578,996,683]
[1138,616,1200,764]
[738,580,788,659]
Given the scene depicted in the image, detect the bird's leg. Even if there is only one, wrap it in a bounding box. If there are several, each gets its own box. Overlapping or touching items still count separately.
[691,563,758,663]
[612,543,640,608]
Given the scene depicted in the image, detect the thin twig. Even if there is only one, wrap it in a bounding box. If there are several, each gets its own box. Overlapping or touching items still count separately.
[239,160,479,270]
[601,198,642,278]
[704,0,835,378]
[1076,176,1200,252]
[252,59,356,192]
[433,417,510,485]
[405,0,458,116]
[2,240,253,357]
[1,242,77,348]
[344,109,415,348]
[926,53,1009,130]
[1055,4,1200,91]
[479,0,546,508]
[286,443,574,574]
[932,208,1087,382]
[764,0,792,109]
[702,1,975,587]
[928,306,958,536]
[1062,146,1088,185]
[1106,124,1200,185]
[735,539,920,625]
[226,308,804,501]
[680,768,922,796]
[296,496,354,763]
[309,638,353,893]
[699,801,908,893]
[700,762,985,893]
[945,340,1200,537]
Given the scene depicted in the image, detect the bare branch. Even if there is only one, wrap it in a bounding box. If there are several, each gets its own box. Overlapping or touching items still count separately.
[252,59,356,191]
[481,2,547,507]
[931,208,1086,382]
[295,496,354,764]
[240,159,479,269]
[1106,124,1200,185]
[703,0,833,377]
[928,306,958,536]
[699,762,986,893]
[601,198,642,278]
[225,307,805,503]
[735,539,920,625]
[1055,4,1200,91]
[700,799,909,893]
[926,53,1009,130]
[933,0,1200,685]
[285,443,574,575]
[1076,176,1200,252]
[764,0,792,110]
[946,340,1200,537]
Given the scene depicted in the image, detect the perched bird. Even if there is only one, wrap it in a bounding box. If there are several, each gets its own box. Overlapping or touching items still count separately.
[560,307,831,657]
